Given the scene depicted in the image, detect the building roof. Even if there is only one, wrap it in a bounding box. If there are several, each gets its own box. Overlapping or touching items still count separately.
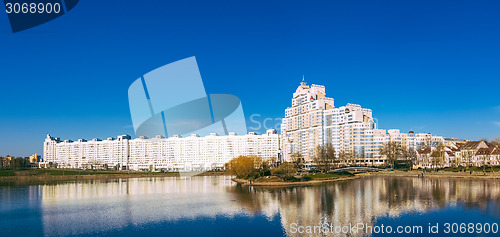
[462,140,488,150]
[476,147,496,155]
[418,147,432,154]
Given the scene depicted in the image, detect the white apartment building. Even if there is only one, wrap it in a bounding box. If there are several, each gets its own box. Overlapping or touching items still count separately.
[281,80,333,162]
[281,80,444,166]
[43,129,279,171]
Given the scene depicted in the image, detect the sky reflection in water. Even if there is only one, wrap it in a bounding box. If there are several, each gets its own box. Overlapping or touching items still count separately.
[1,176,499,237]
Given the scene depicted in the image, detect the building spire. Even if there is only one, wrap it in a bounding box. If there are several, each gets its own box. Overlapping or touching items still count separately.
[300,75,307,87]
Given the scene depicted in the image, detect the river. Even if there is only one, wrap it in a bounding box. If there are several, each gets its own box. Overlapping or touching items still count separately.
[1,176,499,236]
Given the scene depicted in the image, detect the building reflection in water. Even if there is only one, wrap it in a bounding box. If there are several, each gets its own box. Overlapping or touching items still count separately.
[228,177,500,236]
[5,176,499,236]
[39,176,247,236]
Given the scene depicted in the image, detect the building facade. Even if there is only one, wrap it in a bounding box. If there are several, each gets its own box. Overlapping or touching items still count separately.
[281,80,445,166]
[45,80,497,170]
[43,130,279,171]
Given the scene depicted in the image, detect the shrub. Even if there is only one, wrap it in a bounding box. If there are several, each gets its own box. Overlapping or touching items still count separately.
[271,162,296,177]
[283,175,299,182]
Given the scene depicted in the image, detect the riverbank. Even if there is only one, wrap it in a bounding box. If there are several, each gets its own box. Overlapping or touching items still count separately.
[359,170,500,179]
[0,169,180,186]
[195,170,230,176]
[232,173,359,187]
[232,169,500,186]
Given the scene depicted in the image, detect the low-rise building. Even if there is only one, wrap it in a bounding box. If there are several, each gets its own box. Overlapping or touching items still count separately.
[29,153,41,163]
[414,140,500,169]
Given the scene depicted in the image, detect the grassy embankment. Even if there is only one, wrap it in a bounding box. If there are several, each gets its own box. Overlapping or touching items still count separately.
[195,170,231,176]
[360,167,500,179]
[234,171,357,186]
[0,169,179,186]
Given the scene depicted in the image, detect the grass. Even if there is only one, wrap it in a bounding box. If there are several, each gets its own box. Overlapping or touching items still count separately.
[254,176,283,183]
[197,170,230,176]
[0,169,179,177]
[0,170,16,177]
[410,167,500,172]
[246,171,355,184]
[0,169,180,186]
[441,166,500,172]
[303,171,354,180]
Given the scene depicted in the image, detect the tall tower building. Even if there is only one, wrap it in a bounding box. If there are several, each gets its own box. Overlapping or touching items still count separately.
[281,79,334,162]
[281,79,381,165]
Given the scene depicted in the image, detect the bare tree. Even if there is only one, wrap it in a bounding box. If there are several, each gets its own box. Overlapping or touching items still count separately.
[380,141,403,169]
[491,138,500,148]
[407,148,418,170]
[345,151,354,166]
[314,144,326,172]
[290,152,304,172]
[338,150,347,167]
[314,143,336,172]
[325,143,336,171]
[431,143,445,171]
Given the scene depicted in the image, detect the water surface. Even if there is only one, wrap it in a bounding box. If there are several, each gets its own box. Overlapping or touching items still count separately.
[1,176,499,236]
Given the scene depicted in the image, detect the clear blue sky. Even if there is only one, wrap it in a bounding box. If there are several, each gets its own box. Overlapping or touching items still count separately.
[1,0,499,157]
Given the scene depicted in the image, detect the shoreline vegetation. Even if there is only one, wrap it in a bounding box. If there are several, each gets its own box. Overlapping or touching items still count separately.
[2,163,500,186]
[226,154,360,187]
[232,169,500,187]
[1,169,499,187]
[0,169,180,186]
[226,154,500,187]
[361,170,500,179]
[232,175,360,187]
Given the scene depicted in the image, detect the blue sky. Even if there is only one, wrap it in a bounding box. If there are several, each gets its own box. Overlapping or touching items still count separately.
[1,0,499,157]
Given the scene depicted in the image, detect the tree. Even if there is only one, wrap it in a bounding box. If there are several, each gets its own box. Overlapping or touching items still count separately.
[407,148,418,170]
[290,152,304,171]
[314,144,327,172]
[430,143,445,171]
[325,143,336,171]
[380,141,403,169]
[314,143,336,172]
[449,152,460,168]
[227,155,263,179]
[345,151,354,166]
[491,138,500,148]
[271,162,296,177]
[338,150,347,167]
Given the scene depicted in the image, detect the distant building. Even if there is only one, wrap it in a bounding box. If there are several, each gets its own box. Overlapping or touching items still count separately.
[29,153,41,163]
[414,140,500,169]
[0,156,13,169]
[43,130,279,171]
